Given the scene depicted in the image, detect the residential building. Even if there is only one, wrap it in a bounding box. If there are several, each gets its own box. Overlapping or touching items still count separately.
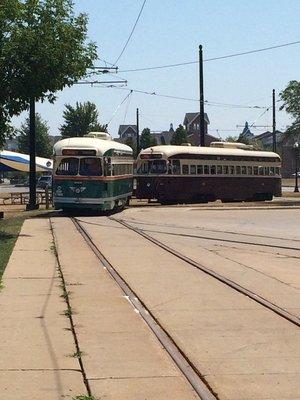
[254,130,283,150]
[183,112,211,145]
[151,123,174,145]
[118,125,137,143]
[239,121,255,142]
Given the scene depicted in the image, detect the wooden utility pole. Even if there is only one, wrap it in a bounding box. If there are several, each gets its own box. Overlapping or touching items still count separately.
[199,45,205,147]
[136,108,140,154]
[272,89,276,153]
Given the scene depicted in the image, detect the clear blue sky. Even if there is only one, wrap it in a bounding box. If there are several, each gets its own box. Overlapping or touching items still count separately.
[14,0,300,139]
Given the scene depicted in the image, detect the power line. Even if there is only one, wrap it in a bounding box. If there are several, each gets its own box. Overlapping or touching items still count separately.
[93,84,268,109]
[106,90,133,126]
[114,0,147,65]
[118,40,300,72]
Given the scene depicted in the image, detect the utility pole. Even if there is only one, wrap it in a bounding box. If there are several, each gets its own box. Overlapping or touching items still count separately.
[26,97,38,210]
[199,45,205,147]
[272,89,276,153]
[136,108,140,154]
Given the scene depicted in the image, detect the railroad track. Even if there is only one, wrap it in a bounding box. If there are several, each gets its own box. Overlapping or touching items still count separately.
[71,216,218,400]
[71,215,300,400]
[112,218,300,252]
[110,217,300,328]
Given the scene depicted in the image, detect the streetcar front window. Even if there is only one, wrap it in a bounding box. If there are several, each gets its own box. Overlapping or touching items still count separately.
[79,158,102,176]
[56,157,79,175]
[149,160,167,174]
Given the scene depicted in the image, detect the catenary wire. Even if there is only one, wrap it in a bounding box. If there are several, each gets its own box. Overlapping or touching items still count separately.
[93,84,268,109]
[118,40,300,72]
[114,0,147,65]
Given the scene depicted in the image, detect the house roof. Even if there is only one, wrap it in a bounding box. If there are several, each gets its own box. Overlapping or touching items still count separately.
[255,130,282,140]
[118,125,137,136]
[184,112,210,125]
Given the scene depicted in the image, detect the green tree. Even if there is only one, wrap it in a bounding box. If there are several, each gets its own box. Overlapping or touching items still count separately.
[17,114,52,158]
[140,128,157,149]
[280,80,300,139]
[225,135,238,142]
[171,124,189,145]
[0,0,97,146]
[125,138,137,158]
[60,102,107,138]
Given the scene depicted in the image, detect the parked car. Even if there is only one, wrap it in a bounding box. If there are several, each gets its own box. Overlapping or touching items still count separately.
[37,175,52,189]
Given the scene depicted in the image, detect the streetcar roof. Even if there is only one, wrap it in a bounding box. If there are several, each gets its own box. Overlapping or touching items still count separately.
[137,145,280,159]
[53,137,133,156]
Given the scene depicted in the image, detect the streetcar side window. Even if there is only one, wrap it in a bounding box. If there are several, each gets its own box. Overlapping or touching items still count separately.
[182,165,189,175]
[217,165,222,175]
[223,165,229,174]
[79,158,102,176]
[172,160,181,174]
[210,165,216,175]
[236,166,241,175]
[265,167,270,175]
[197,165,203,174]
[275,167,280,175]
[247,166,253,175]
[229,165,235,175]
[56,157,79,175]
[190,165,196,174]
[253,166,259,175]
[258,166,264,175]
[204,165,209,174]
[270,167,275,175]
[112,163,133,176]
[241,166,247,175]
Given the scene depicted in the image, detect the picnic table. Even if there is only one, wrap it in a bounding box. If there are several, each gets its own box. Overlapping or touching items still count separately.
[0,190,52,205]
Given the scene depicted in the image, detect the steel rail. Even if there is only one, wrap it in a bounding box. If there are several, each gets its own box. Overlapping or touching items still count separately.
[111,218,300,328]
[71,217,219,400]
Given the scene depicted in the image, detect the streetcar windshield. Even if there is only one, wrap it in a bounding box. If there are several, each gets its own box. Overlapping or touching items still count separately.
[56,157,79,175]
[56,157,102,176]
[137,160,167,174]
[148,160,167,174]
[79,158,102,176]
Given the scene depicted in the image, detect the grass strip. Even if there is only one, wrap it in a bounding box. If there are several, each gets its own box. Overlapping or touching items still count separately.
[0,209,53,279]
[0,215,25,278]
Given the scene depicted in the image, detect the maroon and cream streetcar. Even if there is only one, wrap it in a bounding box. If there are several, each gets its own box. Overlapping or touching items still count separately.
[135,142,281,204]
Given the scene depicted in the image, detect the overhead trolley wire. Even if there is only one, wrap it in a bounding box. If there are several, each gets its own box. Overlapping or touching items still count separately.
[114,0,147,65]
[94,84,268,109]
[118,40,300,72]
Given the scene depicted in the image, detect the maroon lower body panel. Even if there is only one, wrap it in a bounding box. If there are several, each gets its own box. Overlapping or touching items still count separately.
[135,176,281,203]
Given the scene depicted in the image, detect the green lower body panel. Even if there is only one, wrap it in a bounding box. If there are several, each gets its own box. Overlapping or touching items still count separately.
[53,177,132,211]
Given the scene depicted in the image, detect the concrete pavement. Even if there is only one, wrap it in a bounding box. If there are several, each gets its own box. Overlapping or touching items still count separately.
[0,216,198,399]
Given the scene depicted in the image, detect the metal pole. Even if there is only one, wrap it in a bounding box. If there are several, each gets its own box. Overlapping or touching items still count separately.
[294,145,299,193]
[272,89,276,153]
[199,45,205,147]
[26,97,38,210]
[136,108,140,154]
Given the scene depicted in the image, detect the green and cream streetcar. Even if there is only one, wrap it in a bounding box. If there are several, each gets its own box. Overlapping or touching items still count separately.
[53,132,134,211]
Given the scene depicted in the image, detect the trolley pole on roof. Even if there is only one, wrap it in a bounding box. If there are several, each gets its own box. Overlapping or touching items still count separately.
[272,89,276,153]
[199,45,205,147]
[26,97,38,211]
[136,108,140,154]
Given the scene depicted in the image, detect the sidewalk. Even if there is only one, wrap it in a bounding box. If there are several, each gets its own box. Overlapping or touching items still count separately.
[0,217,197,399]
